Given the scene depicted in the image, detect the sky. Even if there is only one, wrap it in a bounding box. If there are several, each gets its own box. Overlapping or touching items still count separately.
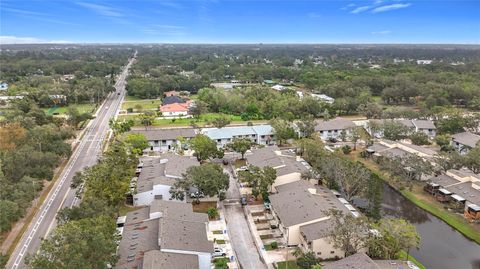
[0,0,479,44]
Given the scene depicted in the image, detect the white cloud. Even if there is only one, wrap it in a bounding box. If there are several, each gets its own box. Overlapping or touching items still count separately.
[2,7,47,16]
[0,36,71,44]
[350,5,372,14]
[371,30,392,35]
[154,25,186,29]
[307,12,321,18]
[371,3,411,13]
[76,2,123,17]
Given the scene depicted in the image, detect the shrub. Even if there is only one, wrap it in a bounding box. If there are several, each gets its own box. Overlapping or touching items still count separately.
[207,207,218,219]
[342,145,352,155]
[270,241,278,249]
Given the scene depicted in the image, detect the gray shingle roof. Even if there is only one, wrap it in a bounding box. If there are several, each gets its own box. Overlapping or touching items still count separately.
[299,219,334,241]
[377,148,411,159]
[245,146,309,176]
[429,174,461,187]
[131,128,196,141]
[412,119,436,129]
[323,253,381,269]
[160,218,214,253]
[445,182,480,205]
[269,181,350,227]
[315,118,356,132]
[142,250,199,269]
[452,132,480,148]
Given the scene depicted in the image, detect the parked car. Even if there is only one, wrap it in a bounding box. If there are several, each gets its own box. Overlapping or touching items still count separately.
[241,196,247,206]
[212,247,227,257]
[190,191,205,199]
[236,166,248,172]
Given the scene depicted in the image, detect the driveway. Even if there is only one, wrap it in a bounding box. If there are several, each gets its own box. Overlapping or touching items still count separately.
[223,168,267,269]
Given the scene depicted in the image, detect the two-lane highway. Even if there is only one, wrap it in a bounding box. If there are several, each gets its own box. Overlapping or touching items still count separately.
[6,54,136,269]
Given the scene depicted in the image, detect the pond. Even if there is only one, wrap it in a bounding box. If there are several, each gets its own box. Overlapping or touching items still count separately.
[381,184,480,269]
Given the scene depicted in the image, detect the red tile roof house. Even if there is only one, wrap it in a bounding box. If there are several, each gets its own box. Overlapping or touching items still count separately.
[160,103,189,117]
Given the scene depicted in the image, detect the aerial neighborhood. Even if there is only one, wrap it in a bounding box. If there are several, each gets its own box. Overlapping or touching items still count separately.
[1,44,480,269]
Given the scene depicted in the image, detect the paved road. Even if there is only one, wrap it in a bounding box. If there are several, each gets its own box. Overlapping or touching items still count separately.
[6,54,136,269]
[223,168,266,269]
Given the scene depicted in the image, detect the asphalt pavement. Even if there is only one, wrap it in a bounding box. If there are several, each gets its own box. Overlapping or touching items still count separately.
[6,54,136,269]
[223,168,267,269]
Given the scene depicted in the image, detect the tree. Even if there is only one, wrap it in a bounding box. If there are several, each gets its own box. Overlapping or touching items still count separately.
[365,173,382,220]
[334,159,371,201]
[296,116,316,138]
[351,127,360,151]
[368,218,420,260]
[435,151,464,172]
[229,138,252,159]
[207,207,219,220]
[435,134,452,151]
[190,100,208,119]
[328,209,370,257]
[239,166,276,199]
[465,145,480,173]
[270,118,296,145]
[383,121,409,141]
[410,132,430,146]
[402,155,434,181]
[139,111,156,129]
[124,133,148,155]
[26,216,118,269]
[211,116,230,128]
[359,102,383,119]
[296,251,320,269]
[341,145,352,155]
[170,163,229,201]
[67,107,92,129]
[109,119,134,134]
[189,134,224,162]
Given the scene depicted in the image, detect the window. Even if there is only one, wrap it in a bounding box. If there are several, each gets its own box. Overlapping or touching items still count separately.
[330,251,335,254]
[162,140,166,144]
[217,139,221,143]
[154,140,159,145]
[261,135,265,139]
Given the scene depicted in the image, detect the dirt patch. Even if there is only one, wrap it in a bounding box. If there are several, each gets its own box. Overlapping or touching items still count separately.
[192,201,218,214]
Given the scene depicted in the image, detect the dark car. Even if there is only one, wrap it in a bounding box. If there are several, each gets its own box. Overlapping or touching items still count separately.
[241,196,247,206]
[222,159,229,165]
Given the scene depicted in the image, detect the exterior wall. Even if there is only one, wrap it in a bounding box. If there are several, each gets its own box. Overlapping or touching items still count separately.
[273,173,301,188]
[146,139,188,152]
[311,238,344,260]
[451,140,471,155]
[318,129,352,141]
[417,127,436,137]
[211,133,276,148]
[276,217,329,246]
[133,184,183,206]
[161,111,188,117]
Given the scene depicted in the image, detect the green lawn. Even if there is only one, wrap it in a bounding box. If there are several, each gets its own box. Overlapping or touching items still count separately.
[121,99,161,111]
[397,251,427,269]
[117,112,268,127]
[124,95,144,101]
[44,103,96,115]
[276,261,300,269]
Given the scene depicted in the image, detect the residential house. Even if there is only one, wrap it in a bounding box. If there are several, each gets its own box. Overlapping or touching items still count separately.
[366,119,436,138]
[311,93,335,104]
[132,154,199,206]
[164,90,180,97]
[245,146,310,188]
[160,103,189,117]
[315,118,356,141]
[201,125,275,148]
[412,119,436,137]
[115,200,213,269]
[130,128,196,152]
[451,132,480,155]
[323,253,417,269]
[272,84,285,91]
[269,180,355,259]
[367,139,438,161]
[162,95,186,105]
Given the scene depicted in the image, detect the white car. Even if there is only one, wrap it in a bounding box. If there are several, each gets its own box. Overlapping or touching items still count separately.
[212,247,227,257]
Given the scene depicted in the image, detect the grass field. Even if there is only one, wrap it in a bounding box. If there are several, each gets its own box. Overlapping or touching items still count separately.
[121,99,161,111]
[43,103,96,115]
[397,251,427,269]
[276,261,300,269]
[117,112,268,127]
